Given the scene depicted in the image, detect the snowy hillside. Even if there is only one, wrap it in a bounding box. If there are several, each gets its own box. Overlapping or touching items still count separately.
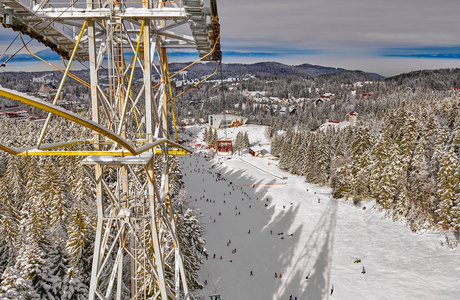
[179,125,460,300]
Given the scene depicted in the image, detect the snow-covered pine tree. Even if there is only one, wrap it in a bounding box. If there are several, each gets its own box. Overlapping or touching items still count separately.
[408,138,435,217]
[68,159,93,207]
[435,148,458,228]
[431,127,449,179]
[303,134,317,182]
[65,205,95,289]
[0,265,39,299]
[352,149,373,202]
[279,129,294,170]
[212,128,218,146]
[47,236,70,298]
[168,156,184,197]
[450,163,460,230]
[4,156,25,208]
[234,132,242,154]
[38,160,71,230]
[15,241,59,299]
[0,177,20,277]
[243,131,250,149]
[369,129,392,198]
[176,209,206,292]
[203,127,209,144]
[270,131,281,157]
[315,134,330,186]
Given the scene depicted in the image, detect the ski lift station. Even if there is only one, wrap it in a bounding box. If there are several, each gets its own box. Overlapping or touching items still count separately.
[208,114,248,129]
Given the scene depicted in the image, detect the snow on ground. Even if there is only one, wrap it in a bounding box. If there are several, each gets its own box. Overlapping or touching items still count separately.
[179,125,460,300]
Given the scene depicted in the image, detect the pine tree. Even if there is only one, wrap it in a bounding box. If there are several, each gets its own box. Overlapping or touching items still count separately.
[369,130,392,198]
[352,149,373,202]
[408,138,434,215]
[279,129,294,170]
[234,132,243,154]
[68,160,93,207]
[0,266,39,299]
[203,127,209,144]
[47,237,70,298]
[176,209,206,291]
[0,177,20,277]
[4,156,25,208]
[451,163,460,230]
[243,131,250,149]
[38,160,70,229]
[66,205,94,288]
[435,148,458,228]
[15,242,59,299]
[303,134,317,182]
[315,134,330,185]
[270,131,281,157]
[212,128,218,146]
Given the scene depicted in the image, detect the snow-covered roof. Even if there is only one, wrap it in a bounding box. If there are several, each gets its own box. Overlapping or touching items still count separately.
[250,145,265,152]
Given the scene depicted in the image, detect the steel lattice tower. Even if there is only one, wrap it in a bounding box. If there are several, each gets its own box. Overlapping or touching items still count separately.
[0,0,221,299]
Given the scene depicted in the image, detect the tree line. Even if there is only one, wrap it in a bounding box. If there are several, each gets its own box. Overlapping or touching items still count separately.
[271,91,460,232]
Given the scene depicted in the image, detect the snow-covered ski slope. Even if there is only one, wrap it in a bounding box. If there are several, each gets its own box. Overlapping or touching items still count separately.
[179,125,460,300]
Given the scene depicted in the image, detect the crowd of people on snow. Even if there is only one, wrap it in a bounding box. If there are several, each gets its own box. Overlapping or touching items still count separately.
[181,151,343,298]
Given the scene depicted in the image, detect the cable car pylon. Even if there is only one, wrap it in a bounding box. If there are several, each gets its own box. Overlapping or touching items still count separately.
[0,0,221,298]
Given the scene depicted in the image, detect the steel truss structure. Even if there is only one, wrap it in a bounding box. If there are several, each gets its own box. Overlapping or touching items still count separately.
[0,0,221,299]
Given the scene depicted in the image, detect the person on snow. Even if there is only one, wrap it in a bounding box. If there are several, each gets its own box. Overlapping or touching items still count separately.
[362,266,366,274]
[331,284,334,295]
[250,271,253,276]
[275,273,278,278]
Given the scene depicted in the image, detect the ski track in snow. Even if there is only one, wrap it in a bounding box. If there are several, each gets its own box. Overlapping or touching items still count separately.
[179,125,460,300]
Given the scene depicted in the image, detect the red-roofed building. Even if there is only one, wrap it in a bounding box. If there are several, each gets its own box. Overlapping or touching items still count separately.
[347,111,358,123]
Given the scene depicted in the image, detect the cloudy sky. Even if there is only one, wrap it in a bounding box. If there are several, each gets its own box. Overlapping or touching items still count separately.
[218,0,460,76]
[0,0,459,76]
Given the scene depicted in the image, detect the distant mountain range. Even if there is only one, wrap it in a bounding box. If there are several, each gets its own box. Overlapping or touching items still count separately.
[7,49,460,88]
[385,68,460,90]
[1,49,385,80]
[168,61,385,81]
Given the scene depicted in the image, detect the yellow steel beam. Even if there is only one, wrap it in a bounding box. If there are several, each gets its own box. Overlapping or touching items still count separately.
[0,136,190,157]
[15,149,189,157]
[0,143,18,155]
[38,139,92,150]
[155,149,190,155]
[134,138,191,155]
[0,87,137,155]
[17,150,133,157]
